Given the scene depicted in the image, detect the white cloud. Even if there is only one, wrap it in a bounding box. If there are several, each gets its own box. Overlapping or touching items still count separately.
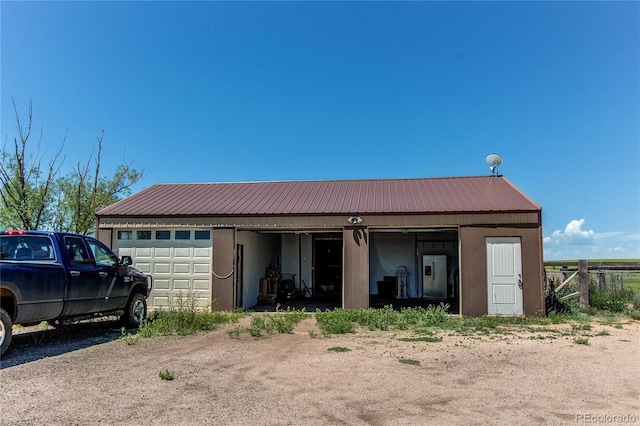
[563,219,594,239]
[543,219,640,260]
[544,218,594,246]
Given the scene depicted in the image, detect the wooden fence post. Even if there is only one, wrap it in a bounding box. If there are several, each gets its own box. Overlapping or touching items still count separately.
[598,272,605,290]
[579,260,589,309]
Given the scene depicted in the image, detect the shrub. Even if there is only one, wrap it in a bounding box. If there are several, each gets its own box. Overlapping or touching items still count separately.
[159,369,175,380]
[245,307,307,338]
[315,308,355,334]
[136,291,243,338]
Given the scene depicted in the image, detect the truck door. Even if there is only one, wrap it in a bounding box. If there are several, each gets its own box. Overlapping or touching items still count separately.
[61,236,103,316]
[85,237,129,311]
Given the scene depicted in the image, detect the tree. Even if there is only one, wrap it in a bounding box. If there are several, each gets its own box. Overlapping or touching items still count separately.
[1,100,143,234]
[53,130,143,235]
[0,100,63,230]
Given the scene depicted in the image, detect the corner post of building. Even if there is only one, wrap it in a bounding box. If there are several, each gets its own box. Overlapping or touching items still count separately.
[342,226,369,309]
[579,259,589,310]
[211,228,236,311]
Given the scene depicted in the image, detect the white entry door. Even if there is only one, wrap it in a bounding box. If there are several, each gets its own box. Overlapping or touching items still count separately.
[486,237,523,315]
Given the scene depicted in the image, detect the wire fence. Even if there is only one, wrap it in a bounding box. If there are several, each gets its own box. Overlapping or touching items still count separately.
[544,267,640,313]
[545,269,640,292]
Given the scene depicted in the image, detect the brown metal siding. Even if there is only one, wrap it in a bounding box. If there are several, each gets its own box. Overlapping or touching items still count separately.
[97,212,541,230]
[96,228,113,247]
[460,226,544,317]
[342,228,369,309]
[211,228,235,311]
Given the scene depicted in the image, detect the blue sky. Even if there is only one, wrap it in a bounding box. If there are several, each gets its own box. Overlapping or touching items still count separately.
[1,1,638,260]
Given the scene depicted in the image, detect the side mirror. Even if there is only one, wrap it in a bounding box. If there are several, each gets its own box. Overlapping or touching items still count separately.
[121,255,133,266]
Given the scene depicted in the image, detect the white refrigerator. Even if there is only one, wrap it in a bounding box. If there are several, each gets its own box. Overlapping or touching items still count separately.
[422,255,447,298]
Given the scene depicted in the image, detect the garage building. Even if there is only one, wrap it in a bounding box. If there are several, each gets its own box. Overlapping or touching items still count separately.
[95,175,544,316]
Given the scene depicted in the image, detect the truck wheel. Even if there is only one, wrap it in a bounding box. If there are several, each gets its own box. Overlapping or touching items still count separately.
[0,308,13,356]
[122,293,147,328]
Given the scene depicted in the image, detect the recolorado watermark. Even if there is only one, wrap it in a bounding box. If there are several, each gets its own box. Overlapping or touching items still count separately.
[576,413,637,424]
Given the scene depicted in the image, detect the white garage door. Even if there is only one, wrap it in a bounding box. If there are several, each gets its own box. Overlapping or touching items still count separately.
[114,229,212,310]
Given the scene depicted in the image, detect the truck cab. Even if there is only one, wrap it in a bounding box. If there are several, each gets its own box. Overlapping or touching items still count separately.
[0,230,152,356]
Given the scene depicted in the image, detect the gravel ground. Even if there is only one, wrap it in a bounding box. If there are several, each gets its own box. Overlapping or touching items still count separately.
[1,316,639,425]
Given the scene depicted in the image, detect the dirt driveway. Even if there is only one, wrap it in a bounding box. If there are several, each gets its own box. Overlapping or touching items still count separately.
[1,316,639,425]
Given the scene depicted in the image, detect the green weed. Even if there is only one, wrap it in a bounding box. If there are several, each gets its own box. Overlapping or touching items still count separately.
[136,291,243,339]
[315,308,356,334]
[398,336,442,343]
[159,369,175,381]
[574,337,590,345]
[243,307,308,338]
[120,327,138,345]
[399,358,421,366]
[327,346,351,352]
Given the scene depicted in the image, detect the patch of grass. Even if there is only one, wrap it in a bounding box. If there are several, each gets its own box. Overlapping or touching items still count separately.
[399,358,421,366]
[136,291,244,339]
[315,304,450,335]
[327,346,351,352]
[120,327,138,345]
[573,337,590,345]
[398,336,442,343]
[239,307,308,338]
[571,323,592,331]
[315,308,356,334]
[226,326,242,339]
[595,330,611,336]
[524,327,563,334]
[159,369,175,381]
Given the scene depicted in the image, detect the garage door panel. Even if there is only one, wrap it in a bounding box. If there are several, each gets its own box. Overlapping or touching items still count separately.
[193,263,209,274]
[135,247,153,258]
[154,263,171,274]
[136,262,152,274]
[153,295,169,306]
[193,279,209,290]
[174,247,191,258]
[194,247,211,258]
[154,247,172,258]
[154,279,170,290]
[118,248,133,257]
[174,279,190,289]
[173,263,191,274]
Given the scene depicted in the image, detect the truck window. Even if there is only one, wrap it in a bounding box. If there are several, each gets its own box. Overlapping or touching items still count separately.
[0,235,55,261]
[87,239,118,267]
[64,236,91,263]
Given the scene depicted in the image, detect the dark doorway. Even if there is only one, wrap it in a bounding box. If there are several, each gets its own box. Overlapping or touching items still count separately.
[313,237,342,302]
[235,244,244,308]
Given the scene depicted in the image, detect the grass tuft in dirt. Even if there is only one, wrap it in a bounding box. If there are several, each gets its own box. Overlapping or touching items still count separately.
[399,358,421,366]
[398,336,442,343]
[327,346,351,352]
[574,337,590,345]
[120,327,138,345]
[159,369,175,381]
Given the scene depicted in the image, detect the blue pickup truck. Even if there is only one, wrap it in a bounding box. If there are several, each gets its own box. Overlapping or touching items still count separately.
[0,230,152,356]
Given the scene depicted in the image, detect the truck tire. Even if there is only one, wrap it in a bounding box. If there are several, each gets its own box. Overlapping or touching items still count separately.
[0,308,12,356]
[122,293,147,328]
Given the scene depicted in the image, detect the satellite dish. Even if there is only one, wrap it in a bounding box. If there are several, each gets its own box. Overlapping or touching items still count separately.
[485,153,503,176]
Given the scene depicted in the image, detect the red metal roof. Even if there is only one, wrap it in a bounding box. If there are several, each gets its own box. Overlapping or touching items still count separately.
[96,176,541,217]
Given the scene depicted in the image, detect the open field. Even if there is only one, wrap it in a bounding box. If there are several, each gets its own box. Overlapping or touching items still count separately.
[1,316,639,425]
